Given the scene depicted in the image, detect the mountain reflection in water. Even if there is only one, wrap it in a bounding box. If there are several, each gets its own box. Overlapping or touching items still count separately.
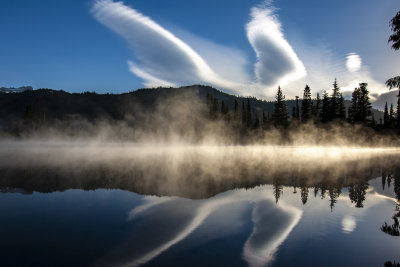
[0,142,400,266]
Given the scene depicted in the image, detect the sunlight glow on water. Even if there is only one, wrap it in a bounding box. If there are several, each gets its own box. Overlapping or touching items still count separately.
[341,215,357,234]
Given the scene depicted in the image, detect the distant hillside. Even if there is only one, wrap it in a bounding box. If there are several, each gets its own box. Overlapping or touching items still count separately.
[0,85,275,123]
[0,86,33,94]
[0,84,384,129]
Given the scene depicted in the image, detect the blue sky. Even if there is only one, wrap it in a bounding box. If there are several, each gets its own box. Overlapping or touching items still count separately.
[0,0,399,99]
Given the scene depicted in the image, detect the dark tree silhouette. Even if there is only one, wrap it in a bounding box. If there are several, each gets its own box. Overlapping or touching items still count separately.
[246,98,252,128]
[321,91,330,123]
[384,260,400,267]
[293,96,300,121]
[348,83,371,123]
[312,92,321,121]
[254,110,260,129]
[301,186,309,205]
[301,85,312,122]
[273,86,289,127]
[338,93,346,119]
[390,103,395,127]
[330,78,342,120]
[262,110,268,129]
[386,11,400,110]
[388,11,400,50]
[233,99,239,122]
[273,180,284,204]
[242,101,246,126]
[348,182,368,208]
[384,102,390,127]
[329,186,341,211]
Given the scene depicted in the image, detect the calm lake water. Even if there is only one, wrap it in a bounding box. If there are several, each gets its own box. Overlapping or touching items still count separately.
[0,143,399,266]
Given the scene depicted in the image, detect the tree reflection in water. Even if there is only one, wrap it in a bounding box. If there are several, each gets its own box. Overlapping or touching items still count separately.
[0,144,400,266]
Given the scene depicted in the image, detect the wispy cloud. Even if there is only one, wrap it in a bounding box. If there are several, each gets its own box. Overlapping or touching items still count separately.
[246,5,306,87]
[91,0,307,97]
[91,0,242,91]
[92,0,388,101]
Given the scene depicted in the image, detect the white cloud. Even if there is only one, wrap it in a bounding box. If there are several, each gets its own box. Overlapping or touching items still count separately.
[91,0,307,98]
[92,0,389,101]
[246,6,306,87]
[346,53,362,72]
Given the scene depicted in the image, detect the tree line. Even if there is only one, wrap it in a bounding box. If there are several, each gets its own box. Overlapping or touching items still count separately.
[206,78,400,132]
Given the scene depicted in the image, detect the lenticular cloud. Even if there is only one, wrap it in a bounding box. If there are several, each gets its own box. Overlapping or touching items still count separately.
[91,0,306,97]
[246,6,306,87]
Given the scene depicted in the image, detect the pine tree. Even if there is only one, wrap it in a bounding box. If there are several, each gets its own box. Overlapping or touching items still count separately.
[246,98,252,128]
[321,91,330,123]
[273,86,289,127]
[293,96,300,121]
[348,87,360,123]
[254,110,260,129]
[233,99,239,122]
[384,102,389,127]
[312,92,321,121]
[262,110,268,129]
[359,83,372,123]
[386,11,400,120]
[220,100,230,121]
[390,103,395,127]
[339,93,346,119]
[330,78,341,120]
[301,85,312,122]
[348,83,371,123]
[301,186,309,205]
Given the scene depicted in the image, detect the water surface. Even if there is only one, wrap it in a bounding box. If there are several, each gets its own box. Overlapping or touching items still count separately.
[0,143,399,266]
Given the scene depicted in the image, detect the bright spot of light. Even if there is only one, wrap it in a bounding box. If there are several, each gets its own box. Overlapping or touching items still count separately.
[341,215,356,234]
[346,53,362,72]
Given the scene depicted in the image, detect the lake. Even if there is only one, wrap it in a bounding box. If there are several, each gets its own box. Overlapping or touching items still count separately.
[0,142,399,266]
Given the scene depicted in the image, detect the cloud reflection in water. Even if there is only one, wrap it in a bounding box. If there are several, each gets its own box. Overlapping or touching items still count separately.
[95,187,302,267]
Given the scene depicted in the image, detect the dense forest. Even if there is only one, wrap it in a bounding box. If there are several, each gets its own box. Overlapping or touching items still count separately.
[0,81,397,144]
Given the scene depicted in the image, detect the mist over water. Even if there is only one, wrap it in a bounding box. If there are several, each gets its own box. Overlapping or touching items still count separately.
[2,90,400,267]
[1,140,399,198]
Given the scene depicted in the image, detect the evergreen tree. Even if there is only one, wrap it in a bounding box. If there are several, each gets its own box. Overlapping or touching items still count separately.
[206,93,219,119]
[301,85,312,122]
[348,83,371,123]
[254,110,260,129]
[384,102,389,127]
[293,96,300,121]
[386,11,400,121]
[349,182,369,208]
[301,186,309,205]
[246,98,252,128]
[221,100,230,121]
[23,104,35,124]
[262,110,268,129]
[338,93,346,119]
[321,91,330,123]
[388,11,400,51]
[212,98,219,119]
[312,92,321,121]
[272,86,289,127]
[330,78,341,120]
[390,103,395,127]
[348,87,360,123]
[329,187,341,211]
[273,180,283,204]
[233,99,239,122]
[359,83,372,122]
[242,101,246,126]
